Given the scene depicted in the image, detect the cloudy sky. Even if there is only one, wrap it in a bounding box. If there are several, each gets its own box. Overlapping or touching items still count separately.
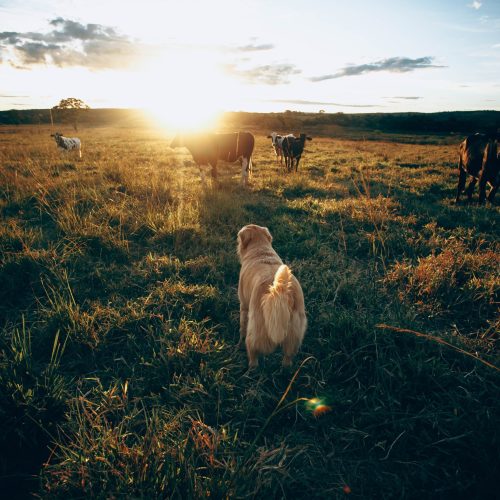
[1,0,499,119]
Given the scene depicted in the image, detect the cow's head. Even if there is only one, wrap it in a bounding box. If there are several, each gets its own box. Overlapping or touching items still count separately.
[299,133,313,142]
[267,132,279,145]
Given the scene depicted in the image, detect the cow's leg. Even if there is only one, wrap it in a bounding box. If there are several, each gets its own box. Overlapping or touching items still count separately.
[487,183,498,203]
[465,177,477,201]
[199,166,207,186]
[478,171,488,203]
[210,162,218,180]
[295,157,300,172]
[241,157,249,186]
[455,167,467,203]
[199,164,214,187]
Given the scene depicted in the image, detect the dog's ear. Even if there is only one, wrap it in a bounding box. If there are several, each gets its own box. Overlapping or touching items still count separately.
[238,226,253,250]
[262,226,273,243]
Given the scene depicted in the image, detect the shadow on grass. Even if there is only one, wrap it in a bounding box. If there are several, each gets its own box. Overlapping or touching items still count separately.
[1,155,499,498]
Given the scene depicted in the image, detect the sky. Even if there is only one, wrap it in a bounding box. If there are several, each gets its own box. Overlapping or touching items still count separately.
[0,0,499,124]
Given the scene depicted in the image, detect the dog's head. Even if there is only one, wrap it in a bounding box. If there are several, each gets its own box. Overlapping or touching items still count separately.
[237,224,273,259]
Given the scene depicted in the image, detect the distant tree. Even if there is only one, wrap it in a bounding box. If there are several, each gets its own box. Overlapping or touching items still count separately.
[51,97,90,131]
[319,109,325,114]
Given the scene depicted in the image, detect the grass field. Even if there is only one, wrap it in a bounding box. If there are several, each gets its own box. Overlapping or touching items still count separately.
[0,124,499,499]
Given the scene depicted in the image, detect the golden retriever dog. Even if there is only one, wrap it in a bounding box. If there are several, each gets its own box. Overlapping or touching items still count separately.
[237,224,307,368]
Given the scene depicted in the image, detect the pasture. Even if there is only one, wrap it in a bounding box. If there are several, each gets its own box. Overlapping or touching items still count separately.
[0,124,499,498]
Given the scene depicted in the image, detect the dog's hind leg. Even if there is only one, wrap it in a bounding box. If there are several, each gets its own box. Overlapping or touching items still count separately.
[245,312,259,368]
[245,335,259,368]
[281,312,307,367]
[239,306,248,350]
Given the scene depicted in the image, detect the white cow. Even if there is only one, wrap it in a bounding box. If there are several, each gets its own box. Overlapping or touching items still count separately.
[51,132,82,158]
[267,132,295,165]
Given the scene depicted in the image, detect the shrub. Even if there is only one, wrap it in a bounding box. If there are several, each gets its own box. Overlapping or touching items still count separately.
[386,238,499,336]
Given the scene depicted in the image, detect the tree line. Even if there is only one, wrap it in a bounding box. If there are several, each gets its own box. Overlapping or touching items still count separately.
[0,108,498,136]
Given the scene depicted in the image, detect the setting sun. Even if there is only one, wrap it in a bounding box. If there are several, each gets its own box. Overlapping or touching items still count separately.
[140,51,227,131]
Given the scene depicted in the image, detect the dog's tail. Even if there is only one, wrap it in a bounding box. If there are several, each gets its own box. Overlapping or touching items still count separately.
[261,264,293,344]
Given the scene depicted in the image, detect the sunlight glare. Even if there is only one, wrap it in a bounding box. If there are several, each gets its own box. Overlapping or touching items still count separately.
[141,50,227,132]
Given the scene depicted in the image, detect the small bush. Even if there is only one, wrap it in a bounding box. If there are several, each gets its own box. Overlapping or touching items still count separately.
[386,238,499,335]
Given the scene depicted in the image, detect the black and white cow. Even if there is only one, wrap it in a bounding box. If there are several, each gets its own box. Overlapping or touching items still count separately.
[282,133,312,172]
[170,132,255,185]
[51,132,82,158]
[267,132,295,165]
[456,132,500,203]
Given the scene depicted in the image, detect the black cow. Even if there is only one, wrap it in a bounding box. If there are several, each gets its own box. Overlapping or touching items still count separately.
[282,133,312,172]
[456,133,500,203]
[170,132,254,185]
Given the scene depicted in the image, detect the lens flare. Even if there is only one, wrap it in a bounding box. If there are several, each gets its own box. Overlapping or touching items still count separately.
[313,404,332,417]
[306,397,332,417]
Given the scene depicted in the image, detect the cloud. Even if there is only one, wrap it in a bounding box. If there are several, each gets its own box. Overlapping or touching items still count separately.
[48,18,120,42]
[310,56,445,81]
[468,1,482,9]
[384,96,423,100]
[0,18,147,69]
[266,98,380,108]
[236,43,274,52]
[225,63,301,85]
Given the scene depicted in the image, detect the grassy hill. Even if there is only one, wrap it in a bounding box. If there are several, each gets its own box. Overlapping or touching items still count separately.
[0,125,499,498]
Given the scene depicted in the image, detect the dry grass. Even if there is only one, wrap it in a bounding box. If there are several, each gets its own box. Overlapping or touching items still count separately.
[0,124,499,499]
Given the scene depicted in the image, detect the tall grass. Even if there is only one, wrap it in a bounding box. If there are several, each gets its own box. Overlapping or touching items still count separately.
[0,125,498,499]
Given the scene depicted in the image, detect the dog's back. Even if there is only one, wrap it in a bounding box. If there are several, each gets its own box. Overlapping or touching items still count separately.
[237,224,307,367]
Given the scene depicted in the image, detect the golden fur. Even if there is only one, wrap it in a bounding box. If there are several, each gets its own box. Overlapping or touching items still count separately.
[237,224,307,368]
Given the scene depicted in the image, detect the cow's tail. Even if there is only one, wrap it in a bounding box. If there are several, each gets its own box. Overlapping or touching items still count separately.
[261,265,293,344]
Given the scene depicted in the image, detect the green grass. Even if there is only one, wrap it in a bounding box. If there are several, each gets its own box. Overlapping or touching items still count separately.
[0,125,499,499]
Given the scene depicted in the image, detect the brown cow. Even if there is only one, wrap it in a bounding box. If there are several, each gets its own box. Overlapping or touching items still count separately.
[170,132,254,185]
[456,133,500,203]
